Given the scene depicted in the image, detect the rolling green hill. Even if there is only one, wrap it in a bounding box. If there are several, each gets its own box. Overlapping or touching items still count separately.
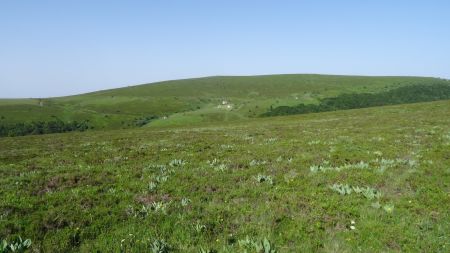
[1,74,450,251]
[1,100,449,252]
[1,74,449,131]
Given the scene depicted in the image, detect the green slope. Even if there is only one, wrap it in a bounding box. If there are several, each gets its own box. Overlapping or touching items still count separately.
[1,100,449,252]
[1,74,448,129]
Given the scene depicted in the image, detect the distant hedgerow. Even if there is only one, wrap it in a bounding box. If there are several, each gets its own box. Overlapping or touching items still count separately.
[0,119,89,137]
[262,83,450,117]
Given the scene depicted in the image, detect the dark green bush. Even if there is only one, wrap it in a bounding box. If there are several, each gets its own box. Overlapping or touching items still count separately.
[132,115,159,127]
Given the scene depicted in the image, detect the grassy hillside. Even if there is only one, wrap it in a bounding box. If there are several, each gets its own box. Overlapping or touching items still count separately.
[1,100,449,252]
[1,74,448,130]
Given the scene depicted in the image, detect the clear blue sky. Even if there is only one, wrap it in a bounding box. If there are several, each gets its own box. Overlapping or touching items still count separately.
[1,0,449,98]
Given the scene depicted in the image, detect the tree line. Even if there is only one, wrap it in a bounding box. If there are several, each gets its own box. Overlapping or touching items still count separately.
[0,119,90,137]
[262,83,450,117]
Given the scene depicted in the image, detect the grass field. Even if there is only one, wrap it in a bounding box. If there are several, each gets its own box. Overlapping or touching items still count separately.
[1,74,448,129]
[1,100,449,252]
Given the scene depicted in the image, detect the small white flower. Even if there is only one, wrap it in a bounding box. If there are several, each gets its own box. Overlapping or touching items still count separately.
[351,220,355,225]
[350,225,356,230]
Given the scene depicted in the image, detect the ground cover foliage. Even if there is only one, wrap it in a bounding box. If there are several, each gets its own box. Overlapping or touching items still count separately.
[0,100,449,252]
